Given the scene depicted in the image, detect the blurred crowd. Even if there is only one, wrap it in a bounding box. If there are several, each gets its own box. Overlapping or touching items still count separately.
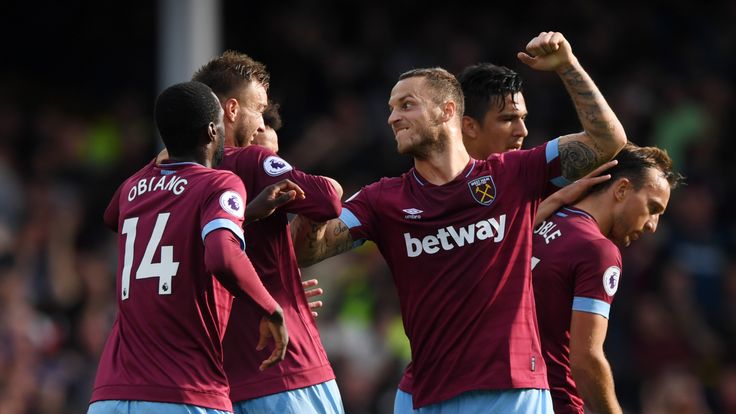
[1,1,735,413]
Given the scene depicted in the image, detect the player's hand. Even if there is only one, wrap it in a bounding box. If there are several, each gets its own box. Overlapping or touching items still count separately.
[302,278,324,318]
[555,159,617,205]
[517,31,576,72]
[257,309,289,371]
[246,179,306,224]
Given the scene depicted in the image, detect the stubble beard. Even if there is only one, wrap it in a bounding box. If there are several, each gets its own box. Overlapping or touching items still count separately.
[400,124,449,160]
[233,121,251,148]
[212,127,226,167]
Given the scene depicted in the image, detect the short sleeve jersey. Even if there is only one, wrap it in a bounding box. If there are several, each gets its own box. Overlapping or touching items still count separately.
[91,161,248,411]
[218,146,341,401]
[341,140,566,408]
[532,207,622,414]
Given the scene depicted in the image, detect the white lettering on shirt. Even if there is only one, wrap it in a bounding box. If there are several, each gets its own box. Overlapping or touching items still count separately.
[534,220,562,245]
[128,175,189,201]
[404,214,506,257]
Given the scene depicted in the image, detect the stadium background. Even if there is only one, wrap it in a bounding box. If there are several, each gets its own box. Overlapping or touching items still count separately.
[1,1,735,412]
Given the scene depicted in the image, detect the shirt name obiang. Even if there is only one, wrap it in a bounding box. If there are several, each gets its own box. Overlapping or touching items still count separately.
[404,214,506,257]
[128,175,188,201]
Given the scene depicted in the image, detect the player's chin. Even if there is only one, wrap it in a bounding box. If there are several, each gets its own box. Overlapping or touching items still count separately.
[396,140,412,155]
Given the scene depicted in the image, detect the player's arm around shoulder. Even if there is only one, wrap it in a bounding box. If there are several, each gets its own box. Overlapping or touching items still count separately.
[291,215,353,268]
[292,179,382,267]
[518,31,626,181]
[319,175,343,216]
[534,160,616,227]
[281,171,343,221]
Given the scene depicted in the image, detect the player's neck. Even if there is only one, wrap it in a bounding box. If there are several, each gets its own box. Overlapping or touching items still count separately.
[166,150,211,168]
[573,196,612,235]
[413,140,471,185]
[224,123,239,147]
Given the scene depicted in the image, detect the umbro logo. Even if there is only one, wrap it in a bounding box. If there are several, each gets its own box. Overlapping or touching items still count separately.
[402,208,423,220]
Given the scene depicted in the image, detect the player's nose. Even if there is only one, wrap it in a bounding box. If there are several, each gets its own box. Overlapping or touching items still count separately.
[388,111,399,126]
[644,215,659,233]
[514,120,529,138]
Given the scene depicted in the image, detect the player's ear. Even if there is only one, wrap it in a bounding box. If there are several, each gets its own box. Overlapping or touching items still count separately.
[207,122,218,143]
[440,101,456,123]
[223,98,239,122]
[613,177,631,201]
[462,115,479,140]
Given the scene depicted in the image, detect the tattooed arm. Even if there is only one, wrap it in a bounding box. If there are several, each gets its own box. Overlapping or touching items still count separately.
[518,32,627,180]
[291,215,355,268]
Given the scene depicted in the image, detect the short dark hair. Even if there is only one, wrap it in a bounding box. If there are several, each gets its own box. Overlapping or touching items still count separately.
[262,101,282,131]
[457,63,523,121]
[589,143,683,194]
[192,50,270,100]
[154,81,220,156]
[399,67,464,117]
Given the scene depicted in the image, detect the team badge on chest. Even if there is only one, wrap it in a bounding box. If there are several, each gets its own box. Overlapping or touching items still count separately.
[468,175,496,206]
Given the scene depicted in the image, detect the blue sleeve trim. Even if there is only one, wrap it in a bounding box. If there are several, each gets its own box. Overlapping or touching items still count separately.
[202,219,246,251]
[551,175,574,188]
[339,208,361,229]
[545,137,560,163]
[572,296,611,319]
[547,138,572,187]
[339,208,365,248]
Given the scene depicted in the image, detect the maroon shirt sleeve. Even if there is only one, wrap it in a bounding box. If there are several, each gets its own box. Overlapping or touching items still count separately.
[103,184,122,232]
[204,229,279,315]
[230,146,342,221]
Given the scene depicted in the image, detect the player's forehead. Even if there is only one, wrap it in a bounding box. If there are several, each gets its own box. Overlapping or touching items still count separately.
[495,92,527,116]
[389,77,428,106]
[641,169,672,210]
[239,81,268,109]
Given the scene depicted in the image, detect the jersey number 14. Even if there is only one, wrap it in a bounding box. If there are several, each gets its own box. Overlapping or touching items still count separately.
[120,213,180,300]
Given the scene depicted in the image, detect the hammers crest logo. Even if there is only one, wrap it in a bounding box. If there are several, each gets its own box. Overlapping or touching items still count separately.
[468,175,496,206]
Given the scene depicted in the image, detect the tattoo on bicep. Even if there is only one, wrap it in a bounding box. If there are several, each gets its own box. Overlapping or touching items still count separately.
[331,221,353,255]
[560,141,598,180]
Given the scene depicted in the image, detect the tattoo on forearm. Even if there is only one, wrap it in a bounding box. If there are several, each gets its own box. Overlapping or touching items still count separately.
[298,218,353,265]
[560,141,597,180]
[332,221,353,255]
[560,66,619,146]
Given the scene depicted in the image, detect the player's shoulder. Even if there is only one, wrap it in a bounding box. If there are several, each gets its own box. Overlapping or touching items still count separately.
[207,168,243,186]
[343,175,403,207]
[487,141,548,165]
[367,174,405,194]
[126,159,157,180]
[223,146,295,177]
[224,145,271,160]
[577,234,621,263]
[182,166,244,194]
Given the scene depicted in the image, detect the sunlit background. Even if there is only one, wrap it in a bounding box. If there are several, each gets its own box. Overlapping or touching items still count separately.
[1,1,735,413]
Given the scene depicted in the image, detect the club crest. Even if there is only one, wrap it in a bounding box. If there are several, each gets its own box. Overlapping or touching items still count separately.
[468,175,496,206]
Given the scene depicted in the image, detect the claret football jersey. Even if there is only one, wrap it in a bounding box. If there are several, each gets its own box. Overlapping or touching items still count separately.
[532,206,622,414]
[91,161,251,411]
[341,139,566,408]
[218,145,341,401]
